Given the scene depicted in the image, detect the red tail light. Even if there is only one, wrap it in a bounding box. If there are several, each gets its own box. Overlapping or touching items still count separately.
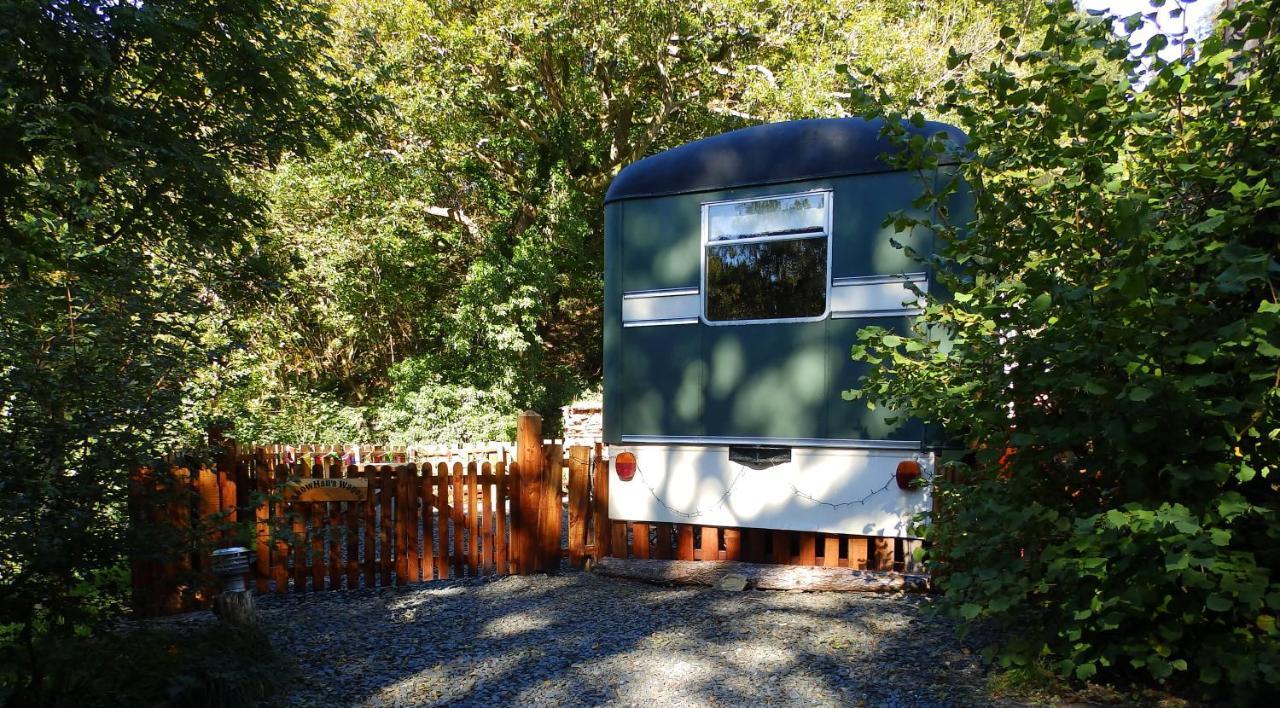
[615,452,636,482]
[896,460,922,490]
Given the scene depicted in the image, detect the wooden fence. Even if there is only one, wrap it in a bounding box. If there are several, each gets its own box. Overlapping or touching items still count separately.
[130,414,611,616]
[130,412,923,616]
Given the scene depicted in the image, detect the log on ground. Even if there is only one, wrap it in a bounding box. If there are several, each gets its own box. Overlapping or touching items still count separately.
[593,557,929,593]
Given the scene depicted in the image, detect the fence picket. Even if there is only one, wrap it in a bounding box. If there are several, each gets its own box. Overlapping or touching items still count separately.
[567,446,590,568]
[451,462,465,577]
[494,461,508,575]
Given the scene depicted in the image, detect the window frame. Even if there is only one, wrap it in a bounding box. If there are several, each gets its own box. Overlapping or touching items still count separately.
[699,189,834,326]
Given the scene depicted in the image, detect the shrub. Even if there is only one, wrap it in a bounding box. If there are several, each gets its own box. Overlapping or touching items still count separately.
[847,0,1280,699]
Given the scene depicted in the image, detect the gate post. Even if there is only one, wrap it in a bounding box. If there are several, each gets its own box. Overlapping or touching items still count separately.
[513,411,545,574]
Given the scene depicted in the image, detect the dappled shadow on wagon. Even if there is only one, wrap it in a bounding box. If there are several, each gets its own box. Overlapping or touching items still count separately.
[254,571,996,707]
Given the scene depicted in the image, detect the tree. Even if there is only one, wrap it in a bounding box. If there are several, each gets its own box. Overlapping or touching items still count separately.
[235,0,1044,441]
[848,0,1280,698]
[0,0,350,697]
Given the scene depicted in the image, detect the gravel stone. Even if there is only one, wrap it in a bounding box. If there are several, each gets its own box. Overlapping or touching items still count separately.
[151,571,1023,707]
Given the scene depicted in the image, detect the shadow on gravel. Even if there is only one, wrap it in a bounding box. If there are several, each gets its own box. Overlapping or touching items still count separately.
[256,571,997,707]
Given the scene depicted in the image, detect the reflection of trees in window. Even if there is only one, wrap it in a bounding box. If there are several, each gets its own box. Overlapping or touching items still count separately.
[708,194,826,242]
[705,238,827,321]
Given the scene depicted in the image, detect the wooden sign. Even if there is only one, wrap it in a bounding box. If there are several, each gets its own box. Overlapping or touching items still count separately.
[284,477,368,502]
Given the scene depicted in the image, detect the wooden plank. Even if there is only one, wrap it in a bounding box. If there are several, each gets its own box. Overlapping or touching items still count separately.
[451,461,465,577]
[798,532,817,566]
[466,461,480,575]
[902,539,923,573]
[218,463,237,524]
[676,524,695,560]
[254,459,271,594]
[745,528,767,564]
[872,537,894,572]
[362,465,377,588]
[273,464,290,594]
[345,465,360,590]
[377,468,392,586]
[723,528,741,561]
[632,523,650,559]
[514,413,543,573]
[772,530,791,565]
[540,444,563,571]
[592,454,610,560]
[596,558,929,593]
[420,466,434,581]
[400,464,418,584]
[310,462,325,591]
[611,521,628,558]
[566,446,590,568]
[848,536,869,570]
[327,461,343,589]
[494,461,508,575]
[290,471,307,593]
[437,462,450,580]
[480,462,494,574]
[823,535,840,568]
[654,524,672,560]
[699,526,718,561]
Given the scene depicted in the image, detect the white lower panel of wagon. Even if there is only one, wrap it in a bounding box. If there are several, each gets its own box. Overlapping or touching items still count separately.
[606,445,933,538]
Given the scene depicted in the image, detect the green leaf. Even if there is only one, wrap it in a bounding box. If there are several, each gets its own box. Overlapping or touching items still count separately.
[1128,386,1154,402]
[1205,595,1233,612]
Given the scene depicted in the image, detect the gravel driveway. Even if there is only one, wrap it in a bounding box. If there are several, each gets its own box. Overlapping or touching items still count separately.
[251,571,1013,707]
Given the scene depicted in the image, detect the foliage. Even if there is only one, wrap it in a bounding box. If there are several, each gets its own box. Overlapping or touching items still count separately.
[846,0,1280,699]
[230,0,1045,440]
[0,0,351,699]
[0,623,292,708]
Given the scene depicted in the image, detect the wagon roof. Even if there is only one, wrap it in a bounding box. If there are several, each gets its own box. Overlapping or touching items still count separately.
[604,117,966,204]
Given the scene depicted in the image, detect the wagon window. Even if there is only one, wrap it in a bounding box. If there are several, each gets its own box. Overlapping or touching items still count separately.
[703,192,830,323]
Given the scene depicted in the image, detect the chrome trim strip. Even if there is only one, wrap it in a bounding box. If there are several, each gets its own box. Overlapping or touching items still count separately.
[832,308,924,319]
[621,317,699,328]
[832,272,927,287]
[622,287,700,299]
[618,435,921,450]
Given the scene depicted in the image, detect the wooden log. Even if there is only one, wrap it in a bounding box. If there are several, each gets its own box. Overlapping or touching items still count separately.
[213,591,257,626]
[594,557,930,593]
